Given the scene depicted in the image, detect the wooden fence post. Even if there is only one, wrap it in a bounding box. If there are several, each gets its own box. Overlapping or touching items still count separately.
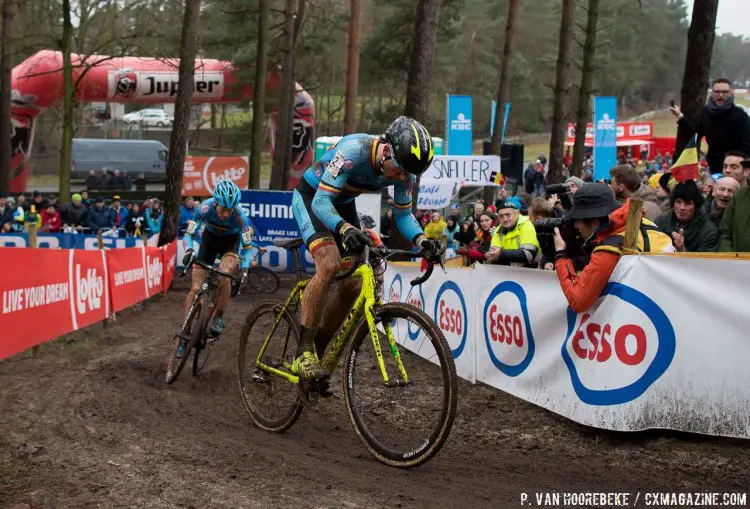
[623,198,644,253]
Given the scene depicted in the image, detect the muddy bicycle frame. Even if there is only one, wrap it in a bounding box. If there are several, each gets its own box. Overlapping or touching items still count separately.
[255,246,418,387]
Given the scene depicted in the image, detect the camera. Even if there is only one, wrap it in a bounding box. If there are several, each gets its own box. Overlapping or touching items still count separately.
[545,183,574,210]
[534,216,588,267]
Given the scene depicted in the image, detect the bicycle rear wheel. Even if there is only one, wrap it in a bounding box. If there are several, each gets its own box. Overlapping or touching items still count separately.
[237,301,303,432]
[343,302,457,468]
[246,267,280,294]
[166,296,204,384]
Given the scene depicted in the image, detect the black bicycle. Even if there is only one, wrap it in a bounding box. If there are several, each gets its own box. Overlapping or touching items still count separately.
[165,259,238,383]
[240,265,280,294]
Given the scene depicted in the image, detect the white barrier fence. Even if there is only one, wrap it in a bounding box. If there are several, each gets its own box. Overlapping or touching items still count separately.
[383,256,750,439]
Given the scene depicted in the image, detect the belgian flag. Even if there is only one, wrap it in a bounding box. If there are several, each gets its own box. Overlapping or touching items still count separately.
[671,135,700,182]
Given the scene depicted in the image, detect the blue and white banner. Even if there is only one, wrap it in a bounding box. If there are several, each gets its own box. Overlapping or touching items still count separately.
[490,100,511,142]
[445,95,473,156]
[384,256,750,439]
[593,96,617,181]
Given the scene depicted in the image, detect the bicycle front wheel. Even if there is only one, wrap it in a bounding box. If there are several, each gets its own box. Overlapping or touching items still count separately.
[166,296,204,384]
[237,301,303,432]
[247,267,280,294]
[343,302,458,468]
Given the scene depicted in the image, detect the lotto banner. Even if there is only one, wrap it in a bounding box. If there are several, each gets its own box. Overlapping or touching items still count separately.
[182,156,249,197]
[383,263,477,382]
[107,247,148,312]
[144,246,164,298]
[161,240,177,291]
[0,248,110,359]
[384,256,750,439]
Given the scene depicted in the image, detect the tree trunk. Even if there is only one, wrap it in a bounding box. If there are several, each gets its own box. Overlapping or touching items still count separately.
[250,0,270,190]
[0,0,13,194]
[675,0,718,160]
[404,0,441,122]
[486,0,521,207]
[269,0,296,190]
[547,0,574,185]
[158,0,201,246]
[571,0,600,178]
[391,0,441,252]
[490,0,521,156]
[58,0,75,205]
[343,0,362,135]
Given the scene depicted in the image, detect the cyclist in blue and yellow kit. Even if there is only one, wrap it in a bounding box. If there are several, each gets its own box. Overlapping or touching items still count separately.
[180,180,257,354]
[291,116,443,394]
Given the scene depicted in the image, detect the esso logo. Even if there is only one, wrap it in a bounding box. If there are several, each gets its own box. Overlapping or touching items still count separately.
[482,281,535,377]
[404,283,425,341]
[146,254,163,289]
[75,264,104,314]
[387,274,402,303]
[433,281,467,357]
[562,283,675,406]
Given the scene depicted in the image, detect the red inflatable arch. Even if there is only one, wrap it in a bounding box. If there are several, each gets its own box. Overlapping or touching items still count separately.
[9,50,315,193]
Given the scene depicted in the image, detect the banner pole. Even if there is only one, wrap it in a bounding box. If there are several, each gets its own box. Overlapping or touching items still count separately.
[623,198,644,252]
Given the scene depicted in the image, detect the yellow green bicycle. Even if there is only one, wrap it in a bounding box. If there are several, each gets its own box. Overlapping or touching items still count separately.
[236,239,458,468]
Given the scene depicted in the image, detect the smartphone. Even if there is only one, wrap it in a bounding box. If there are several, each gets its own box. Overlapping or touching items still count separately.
[670,100,676,108]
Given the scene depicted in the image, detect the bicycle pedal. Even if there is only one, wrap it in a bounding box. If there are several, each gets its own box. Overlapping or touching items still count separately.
[384,379,409,388]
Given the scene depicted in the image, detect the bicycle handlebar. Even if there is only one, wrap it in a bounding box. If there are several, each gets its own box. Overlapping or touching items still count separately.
[334,245,444,286]
[180,259,238,281]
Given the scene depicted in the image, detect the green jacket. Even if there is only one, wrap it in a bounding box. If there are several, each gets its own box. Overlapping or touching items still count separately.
[718,186,750,252]
[655,209,718,252]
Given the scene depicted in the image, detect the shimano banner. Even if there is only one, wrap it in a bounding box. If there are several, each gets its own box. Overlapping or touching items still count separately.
[446,95,473,155]
[593,96,618,181]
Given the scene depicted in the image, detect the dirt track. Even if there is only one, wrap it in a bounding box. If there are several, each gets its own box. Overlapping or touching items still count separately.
[2,280,749,509]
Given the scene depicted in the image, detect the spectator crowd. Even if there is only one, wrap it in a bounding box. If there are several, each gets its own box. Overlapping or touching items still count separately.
[0,191,200,239]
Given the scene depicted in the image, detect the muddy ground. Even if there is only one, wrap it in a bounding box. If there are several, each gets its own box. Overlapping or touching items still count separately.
[1,279,749,509]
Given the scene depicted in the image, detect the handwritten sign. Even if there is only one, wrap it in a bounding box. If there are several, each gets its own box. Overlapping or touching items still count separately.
[423,155,502,186]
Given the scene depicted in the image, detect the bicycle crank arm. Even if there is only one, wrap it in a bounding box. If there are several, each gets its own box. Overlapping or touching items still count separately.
[384,379,410,388]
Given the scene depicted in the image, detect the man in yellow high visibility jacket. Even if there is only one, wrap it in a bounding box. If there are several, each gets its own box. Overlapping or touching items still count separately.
[485,199,540,267]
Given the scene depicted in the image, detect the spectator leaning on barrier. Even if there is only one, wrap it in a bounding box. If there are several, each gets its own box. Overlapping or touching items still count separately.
[703,177,740,228]
[718,178,750,252]
[462,212,495,263]
[125,203,144,236]
[424,211,447,241]
[485,199,540,267]
[655,180,718,252]
[145,198,163,234]
[0,192,13,229]
[722,151,748,186]
[609,165,662,221]
[670,78,750,173]
[62,193,88,232]
[444,215,459,249]
[554,183,674,313]
[41,203,62,232]
[179,196,198,233]
[87,196,114,231]
[110,195,128,230]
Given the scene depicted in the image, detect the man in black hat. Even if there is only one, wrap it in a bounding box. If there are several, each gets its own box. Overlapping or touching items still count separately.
[553,183,673,312]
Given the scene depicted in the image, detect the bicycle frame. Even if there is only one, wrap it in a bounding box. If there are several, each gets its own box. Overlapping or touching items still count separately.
[254,259,408,387]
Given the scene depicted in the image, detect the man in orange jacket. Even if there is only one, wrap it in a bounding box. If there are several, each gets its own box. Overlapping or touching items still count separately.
[553,183,674,313]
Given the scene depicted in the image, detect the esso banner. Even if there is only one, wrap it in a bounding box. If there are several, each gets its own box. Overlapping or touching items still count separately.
[386,257,750,439]
[182,156,249,197]
[383,263,476,382]
[107,247,148,312]
[0,248,110,359]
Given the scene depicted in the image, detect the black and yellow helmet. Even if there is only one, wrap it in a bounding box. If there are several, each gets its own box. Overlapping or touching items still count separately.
[383,116,434,176]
